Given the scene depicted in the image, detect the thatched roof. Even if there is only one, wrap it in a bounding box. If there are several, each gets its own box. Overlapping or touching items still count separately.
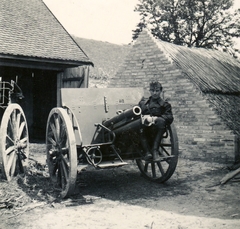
[72,36,130,87]
[156,37,240,134]
[157,41,240,94]
[206,94,240,134]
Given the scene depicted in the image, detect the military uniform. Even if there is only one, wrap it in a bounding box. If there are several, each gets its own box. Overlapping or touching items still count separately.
[138,81,174,161]
[139,96,173,125]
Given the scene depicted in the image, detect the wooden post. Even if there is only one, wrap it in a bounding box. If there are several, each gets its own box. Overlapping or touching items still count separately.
[57,72,63,107]
[83,66,90,88]
[234,135,240,163]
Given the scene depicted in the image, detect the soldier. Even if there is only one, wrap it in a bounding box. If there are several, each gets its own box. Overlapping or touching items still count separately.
[139,81,174,161]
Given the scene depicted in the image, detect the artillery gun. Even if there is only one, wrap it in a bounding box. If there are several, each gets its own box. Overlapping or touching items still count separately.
[46,88,179,198]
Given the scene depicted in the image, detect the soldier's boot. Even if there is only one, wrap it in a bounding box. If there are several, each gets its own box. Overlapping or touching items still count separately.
[152,128,165,161]
[140,135,152,160]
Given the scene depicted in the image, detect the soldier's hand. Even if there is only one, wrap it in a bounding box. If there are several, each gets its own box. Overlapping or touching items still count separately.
[141,115,153,126]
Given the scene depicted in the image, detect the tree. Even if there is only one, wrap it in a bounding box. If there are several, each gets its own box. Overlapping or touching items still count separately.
[133,0,240,57]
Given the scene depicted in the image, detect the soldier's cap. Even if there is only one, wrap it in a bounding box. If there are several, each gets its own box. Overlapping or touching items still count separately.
[149,81,162,91]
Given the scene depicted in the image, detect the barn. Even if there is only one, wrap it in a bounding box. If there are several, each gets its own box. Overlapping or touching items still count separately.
[0,0,93,140]
[109,30,240,163]
[72,36,130,88]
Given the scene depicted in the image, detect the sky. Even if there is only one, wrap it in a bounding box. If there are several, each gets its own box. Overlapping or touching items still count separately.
[43,0,240,46]
[43,0,140,45]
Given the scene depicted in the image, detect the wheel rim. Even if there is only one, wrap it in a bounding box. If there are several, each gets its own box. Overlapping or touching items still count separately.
[0,104,29,181]
[136,124,178,183]
[46,108,77,198]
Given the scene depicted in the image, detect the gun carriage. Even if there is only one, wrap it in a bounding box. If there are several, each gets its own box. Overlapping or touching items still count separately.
[46,88,179,198]
[0,79,29,181]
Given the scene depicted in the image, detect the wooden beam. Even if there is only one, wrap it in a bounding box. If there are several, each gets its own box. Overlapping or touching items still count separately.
[0,55,93,71]
[62,77,84,82]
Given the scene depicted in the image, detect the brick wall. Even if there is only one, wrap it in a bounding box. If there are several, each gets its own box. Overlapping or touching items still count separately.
[108,30,236,162]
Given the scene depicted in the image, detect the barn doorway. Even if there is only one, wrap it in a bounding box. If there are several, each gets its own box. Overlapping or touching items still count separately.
[30,70,57,141]
[0,67,57,142]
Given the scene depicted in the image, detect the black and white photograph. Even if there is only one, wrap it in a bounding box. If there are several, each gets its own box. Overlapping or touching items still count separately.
[1,0,240,228]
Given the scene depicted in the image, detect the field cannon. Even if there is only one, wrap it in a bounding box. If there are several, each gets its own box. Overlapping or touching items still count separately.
[46,88,179,198]
[0,79,29,181]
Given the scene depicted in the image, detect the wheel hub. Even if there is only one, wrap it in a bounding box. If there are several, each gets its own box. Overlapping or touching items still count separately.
[15,138,27,150]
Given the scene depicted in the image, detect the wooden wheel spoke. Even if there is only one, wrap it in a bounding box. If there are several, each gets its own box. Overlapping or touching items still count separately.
[59,134,67,148]
[156,161,165,175]
[17,153,25,173]
[47,136,57,146]
[162,157,171,164]
[159,144,175,164]
[5,145,15,156]
[59,163,66,188]
[8,118,15,140]
[151,162,156,178]
[61,155,69,167]
[61,160,69,179]
[11,110,17,137]
[49,122,58,143]
[166,158,173,164]
[6,151,16,173]
[19,149,27,160]
[10,153,17,176]
[160,145,170,157]
[17,121,26,139]
[59,124,67,146]
[57,163,62,185]
[6,134,15,144]
[144,162,149,173]
[52,160,59,175]
[53,114,61,142]
[16,112,21,136]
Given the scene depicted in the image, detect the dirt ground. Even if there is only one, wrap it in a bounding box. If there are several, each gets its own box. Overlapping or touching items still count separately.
[1,143,240,229]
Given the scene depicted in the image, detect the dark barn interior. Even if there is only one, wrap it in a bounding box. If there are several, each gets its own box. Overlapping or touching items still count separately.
[0,66,57,141]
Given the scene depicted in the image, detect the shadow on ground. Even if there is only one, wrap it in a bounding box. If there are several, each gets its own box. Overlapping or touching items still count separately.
[1,145,240,221]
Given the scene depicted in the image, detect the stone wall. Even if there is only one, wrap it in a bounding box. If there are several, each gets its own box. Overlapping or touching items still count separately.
[108,30,236,162]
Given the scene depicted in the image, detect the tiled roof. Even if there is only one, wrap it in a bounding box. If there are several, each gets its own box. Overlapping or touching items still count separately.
[0,0,92,65]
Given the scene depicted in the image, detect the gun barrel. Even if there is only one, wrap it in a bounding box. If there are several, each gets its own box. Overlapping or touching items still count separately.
[103,106,141,128]
[111,118,141,136]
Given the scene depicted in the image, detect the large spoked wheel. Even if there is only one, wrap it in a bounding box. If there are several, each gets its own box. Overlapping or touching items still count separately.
[0,104,29,181]
[136,124,178,183]
[46,108,77,198]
